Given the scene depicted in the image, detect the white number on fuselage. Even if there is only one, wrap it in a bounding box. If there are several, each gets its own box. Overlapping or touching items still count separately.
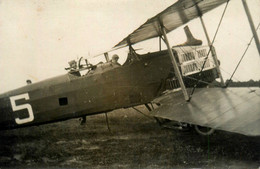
[9,93,34,124]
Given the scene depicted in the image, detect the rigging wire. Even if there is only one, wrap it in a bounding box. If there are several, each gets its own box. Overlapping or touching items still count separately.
[178,21,259,89]
[175,46,222,88]
[173,13,229,97]
[180,22,259,90]
[189,0,230,99]
[183,76,219,86]
[216,58,260,97]
[211,0,230,45]
[225,22,260,88]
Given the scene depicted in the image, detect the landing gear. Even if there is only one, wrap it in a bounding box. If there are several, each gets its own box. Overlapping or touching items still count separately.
[155,118,215,135]
[143,103,215,135]
[194,125,215,136]
[161,121,192,131]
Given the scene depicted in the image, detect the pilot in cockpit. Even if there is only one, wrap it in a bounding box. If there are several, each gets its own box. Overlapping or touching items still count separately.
[68,60,81,76]
[111,54,121,66]
[69,60,77,70]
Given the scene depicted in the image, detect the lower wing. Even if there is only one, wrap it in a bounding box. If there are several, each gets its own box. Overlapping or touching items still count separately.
[150,87,260,136]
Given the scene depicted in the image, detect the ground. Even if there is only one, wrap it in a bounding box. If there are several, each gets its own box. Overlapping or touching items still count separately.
[0,106,259,169]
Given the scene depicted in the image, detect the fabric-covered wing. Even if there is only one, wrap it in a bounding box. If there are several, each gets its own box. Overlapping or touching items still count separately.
[150,87,260,136]
[115,0,228,47]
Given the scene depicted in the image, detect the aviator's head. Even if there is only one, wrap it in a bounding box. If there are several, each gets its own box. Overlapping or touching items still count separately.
[69,60,77,69]
[111,54,119,63]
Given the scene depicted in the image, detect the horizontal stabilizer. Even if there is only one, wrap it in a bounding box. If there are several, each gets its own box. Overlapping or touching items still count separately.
[151,87,260,136]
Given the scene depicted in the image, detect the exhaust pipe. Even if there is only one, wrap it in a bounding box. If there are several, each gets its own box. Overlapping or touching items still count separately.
[176,26,202,46]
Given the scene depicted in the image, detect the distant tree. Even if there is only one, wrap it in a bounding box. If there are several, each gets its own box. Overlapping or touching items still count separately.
[225,79,260,87]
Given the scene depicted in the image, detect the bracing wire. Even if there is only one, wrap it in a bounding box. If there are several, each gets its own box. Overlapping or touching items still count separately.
[189,0,230,99]
[225,23,260,88]
[211,0,230,45]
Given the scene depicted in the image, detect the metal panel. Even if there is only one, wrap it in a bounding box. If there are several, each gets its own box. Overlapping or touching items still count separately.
[173,46,216,76]
[150,87,260,136]
[115,0,229,47]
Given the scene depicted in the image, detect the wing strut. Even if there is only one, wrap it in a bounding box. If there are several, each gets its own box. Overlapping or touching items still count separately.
[199,16,225,86]
[242,0,260,56]
[189,1,230,97]
[194,1,229,86]
[159,23,190,101]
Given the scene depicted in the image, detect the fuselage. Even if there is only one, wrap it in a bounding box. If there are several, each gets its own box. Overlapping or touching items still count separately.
[0,48,217,130]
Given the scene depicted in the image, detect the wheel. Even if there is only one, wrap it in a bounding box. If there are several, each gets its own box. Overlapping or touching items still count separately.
[194,125,215,135]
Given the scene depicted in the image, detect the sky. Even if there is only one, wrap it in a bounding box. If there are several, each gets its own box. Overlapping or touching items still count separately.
[0,0,259,93]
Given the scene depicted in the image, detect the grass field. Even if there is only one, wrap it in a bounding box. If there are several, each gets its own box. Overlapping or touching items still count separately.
[0,105,259,168]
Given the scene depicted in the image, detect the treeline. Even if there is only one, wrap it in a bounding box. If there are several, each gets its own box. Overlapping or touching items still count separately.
[225,79,260,87]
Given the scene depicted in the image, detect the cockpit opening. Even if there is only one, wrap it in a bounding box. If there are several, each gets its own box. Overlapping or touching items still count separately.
[65,54,122,77]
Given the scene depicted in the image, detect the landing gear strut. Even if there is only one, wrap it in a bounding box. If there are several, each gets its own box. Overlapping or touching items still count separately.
[80,116,86,125]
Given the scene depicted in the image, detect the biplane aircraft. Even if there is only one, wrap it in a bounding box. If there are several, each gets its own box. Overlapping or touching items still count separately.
[0,0,259,136]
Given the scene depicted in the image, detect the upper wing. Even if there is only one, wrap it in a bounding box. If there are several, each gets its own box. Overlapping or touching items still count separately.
[115,0,229,47]
[150,87,260,136]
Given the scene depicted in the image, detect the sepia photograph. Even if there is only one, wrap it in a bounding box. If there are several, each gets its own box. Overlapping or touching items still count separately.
[0,0,259,168]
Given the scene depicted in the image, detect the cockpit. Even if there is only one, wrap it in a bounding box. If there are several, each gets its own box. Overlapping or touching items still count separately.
[65,46,140,77]
[65,54,122,77]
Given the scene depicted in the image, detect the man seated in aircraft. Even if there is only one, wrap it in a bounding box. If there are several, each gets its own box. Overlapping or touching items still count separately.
[69,60,77,69]
[111,54,121,66]
[68,60,81,76]
[26,79,32,85]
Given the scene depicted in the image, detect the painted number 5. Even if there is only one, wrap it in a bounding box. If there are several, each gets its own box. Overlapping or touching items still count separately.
[10,93,34,124]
